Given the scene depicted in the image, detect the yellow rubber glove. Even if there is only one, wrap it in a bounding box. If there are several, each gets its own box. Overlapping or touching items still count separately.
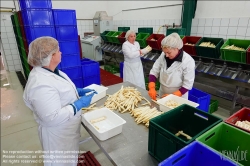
[148,82,157,100]
[173,90,182,97]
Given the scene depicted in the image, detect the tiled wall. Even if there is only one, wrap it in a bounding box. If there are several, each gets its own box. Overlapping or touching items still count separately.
[76,20,94,37]
[1,19,22,72]
[191,17,250,40]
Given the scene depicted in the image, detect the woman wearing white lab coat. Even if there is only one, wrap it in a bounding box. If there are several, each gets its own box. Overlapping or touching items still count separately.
[23,37,96,166]
[148,33,195,100]
[122,30,152,89]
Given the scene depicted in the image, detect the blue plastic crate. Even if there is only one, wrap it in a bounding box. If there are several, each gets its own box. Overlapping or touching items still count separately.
[52,9,77,25]
[60,54,81,68]
[71,77,84,88]
[21,9,54,26]
[82,76,101,87]
[159,141,238,166]
[188,88,211,112]
[55,26,78,41]
[81,60,100,78]
[61,66,82,79]
[24,26,56,43]
[56,64,61,70]
[59,40,80,55]
[19,0,52,10]
[120,62,124,78]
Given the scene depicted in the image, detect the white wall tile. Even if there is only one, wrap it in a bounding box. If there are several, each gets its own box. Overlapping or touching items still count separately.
[213,18,221,26]
[1,26,6,32]
[226,35,236,39]
[13,60,20,65]
[160,19,165,26]
[9,43,17,49]
[197,33,203,37]
[14,66,22,71]
[192,19,199,26]
[164,19,170,25]
[235,35,245,39]
[197,27,205,34]
[143,20,147,26]
[77,20,81,26]
[229,18,239,26]
[204,27,212,35]
[3,44,10,49]
[12,54,20,60]
[238,18,249,27]
[169,19,175,26]
[1,32,8,38]
[211,27,220,34]
[218,35,227,39]
[227,27,238,36]
[10,49,18,55]
[198,19,205,26]
[3,20,12,26]
[246,28,250,36]
[7,32,15,38]
[1,38,9,44]
[190,32,197,36]
[6,56,13,61]
[236,27,247,36]
[174,19,181,25]
[4,49,12,56]
[191,27,198,34]
[155,20,159,26]
[203,34,211,37]
[5,27,13,33]
[7,60,14,65]
[245,36,250,39]
[139,20,143,25]
[205,18,213,26]
[220,18,229,26]
[219,27,228,35]
[8,38,16,44]
[8,65,15,71]
[210,34,219,38]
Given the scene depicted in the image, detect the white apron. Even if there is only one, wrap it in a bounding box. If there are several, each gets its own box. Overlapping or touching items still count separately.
[150,52,195,99]
[23,67,81,166]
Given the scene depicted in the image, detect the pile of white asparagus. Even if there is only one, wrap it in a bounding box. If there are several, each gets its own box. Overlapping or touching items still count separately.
[199,42,216,48]
[235,120,250,131]
[104,86,151,113]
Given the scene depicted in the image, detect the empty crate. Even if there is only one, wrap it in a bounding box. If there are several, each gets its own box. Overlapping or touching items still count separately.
[71,77,84,88]
[52,9,77,25]
[195,37,224,59]
[148,104,222,162]
[159,141,238,166]
[59,40,80,55]
[138,27,153,34]
[82,76,101,87]
[220,39,250,64]
[225,107,250,133]
[166,28,186,36]
[182,36,202,56]
[21,9,54,26]
[61,66,82,79]
[24,26,56,43]
[60,54,81,68]
[81,60,100,78]
[55,26,78,41]
[188,88,211,112]
[19,0,52,10]
[196,123,250,166]
[146,34,165,50]
[118,27,130,32]
[136,33,150,48]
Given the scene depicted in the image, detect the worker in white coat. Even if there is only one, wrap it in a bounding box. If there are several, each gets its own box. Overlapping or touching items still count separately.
[122,30,152,89]
[23,37,96,166]
[148,33,195,100]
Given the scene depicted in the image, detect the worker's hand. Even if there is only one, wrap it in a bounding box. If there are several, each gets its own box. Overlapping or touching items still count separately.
[161,94,169,98]
[173,90,182,97]
[76,88,97,96]
[73,93,95,111]
[148,82,157,100]
[140,45,152,55]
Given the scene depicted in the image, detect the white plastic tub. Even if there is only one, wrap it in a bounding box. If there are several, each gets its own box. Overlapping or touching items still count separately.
[82,108,126,141]
[83,84,108,104]
[157,94,199,112]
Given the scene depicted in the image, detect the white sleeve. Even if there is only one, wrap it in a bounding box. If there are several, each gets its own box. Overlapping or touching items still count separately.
[122,43,140,58]
[27,84,75,126]
[149,52,165,78]
[182,59,195,90]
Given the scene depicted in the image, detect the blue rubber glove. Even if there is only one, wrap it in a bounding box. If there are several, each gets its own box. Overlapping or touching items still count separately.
[73,93,95,112]
[76,88,97,96]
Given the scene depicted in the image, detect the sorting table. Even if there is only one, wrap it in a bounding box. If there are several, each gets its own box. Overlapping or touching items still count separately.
[81,82,159,166]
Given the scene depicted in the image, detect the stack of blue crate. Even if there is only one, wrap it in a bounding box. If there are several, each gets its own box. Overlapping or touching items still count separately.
[52,9,83,87]
[19,0,56,45]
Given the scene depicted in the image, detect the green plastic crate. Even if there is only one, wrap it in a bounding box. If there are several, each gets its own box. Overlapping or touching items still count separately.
[100,31,110,42]
[118,27,130,32]
[209,99,219,114]
[196,123,250,166]
[111,31,123,44]
[105,31,116,43]
[166,28,186,36]
[138,27,153,34]
[221,39,250,64]
[136,33,150,48]
[13,13,19,26]
[195,37,224,59]
[104,64,119,74]
[148,104,222,162]
[180,35,185,39]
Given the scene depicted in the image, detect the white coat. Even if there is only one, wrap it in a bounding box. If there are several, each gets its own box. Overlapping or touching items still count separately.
[23,67,81,166]
[122,40,146,89]
[149,51,195,99]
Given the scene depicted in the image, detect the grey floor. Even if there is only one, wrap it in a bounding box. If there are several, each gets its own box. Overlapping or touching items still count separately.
[1,61,233,166]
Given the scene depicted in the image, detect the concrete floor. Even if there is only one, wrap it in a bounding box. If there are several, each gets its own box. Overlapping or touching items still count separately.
[1,62,233,166]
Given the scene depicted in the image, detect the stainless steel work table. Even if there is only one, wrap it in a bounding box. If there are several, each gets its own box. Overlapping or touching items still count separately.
[81,82,159,166]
